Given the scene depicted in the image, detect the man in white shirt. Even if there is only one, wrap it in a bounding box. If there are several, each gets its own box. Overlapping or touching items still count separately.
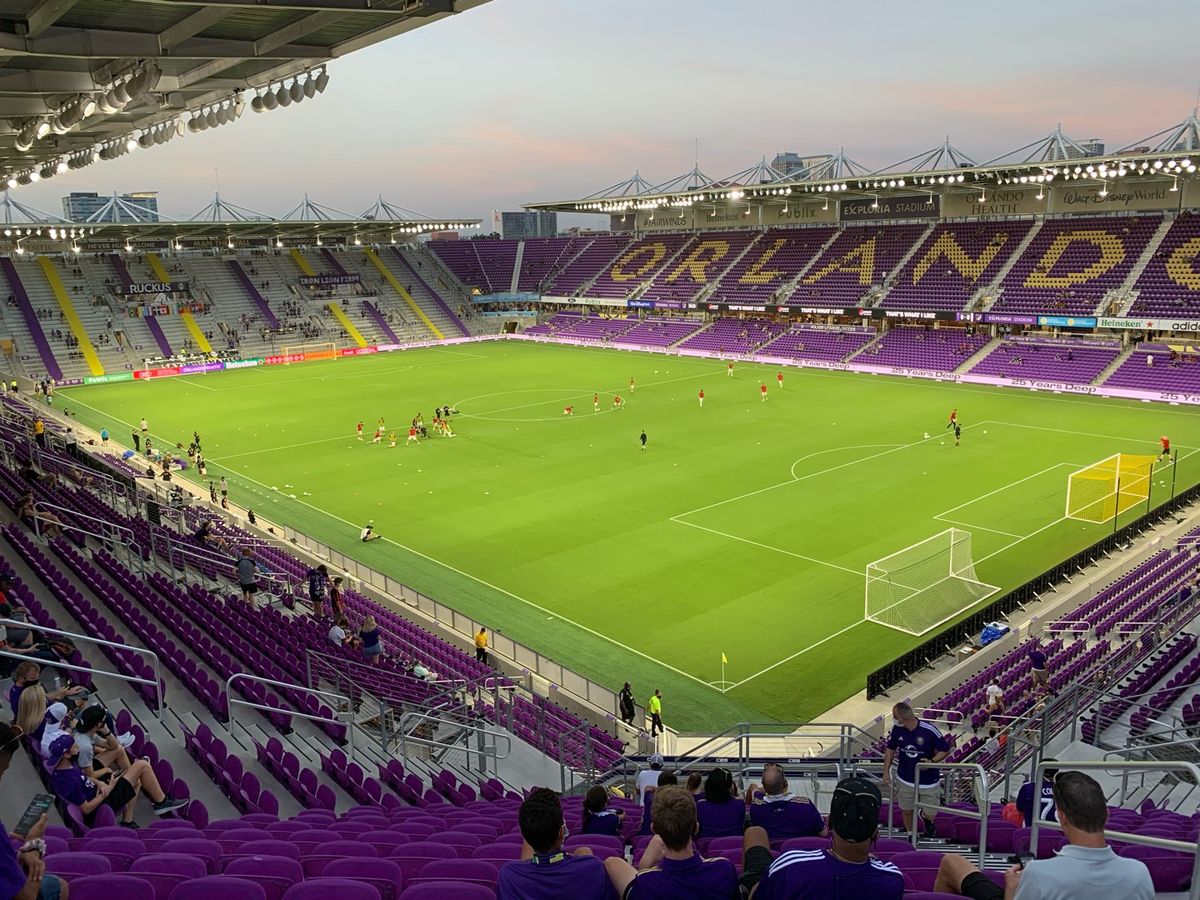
[327,619,348,645]
[361,522,380,542]
[933,771,1152,900]
[636,754,664,803]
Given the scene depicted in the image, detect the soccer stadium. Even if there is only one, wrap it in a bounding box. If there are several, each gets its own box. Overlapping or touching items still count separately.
[1,1,1200,897]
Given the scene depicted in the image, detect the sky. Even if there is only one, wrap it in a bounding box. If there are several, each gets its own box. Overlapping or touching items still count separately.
[11,0,1200,230]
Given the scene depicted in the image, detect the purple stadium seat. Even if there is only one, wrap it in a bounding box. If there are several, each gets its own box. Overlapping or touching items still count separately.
[888,850,945,892]
[159,837,224,874]
[168,876,268,900]
[77,836,143,872]
[128,854,209,900]
[323,857,407,900]
[472,842,523,861]
[388,842,459,883]
[302,840,379,877]
[282,879,381,900]
[399,883,494,900]
[360,831,412,855]
[224,856,306,900]
[46,852,113,878]
[1119,846,1193,892]
[226,840,303,865]
[412,858,499,889]
[68,874,156,900]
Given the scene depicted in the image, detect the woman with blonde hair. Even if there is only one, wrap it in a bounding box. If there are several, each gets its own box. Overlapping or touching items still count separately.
[359,614,383,664]
[16,684,49,744]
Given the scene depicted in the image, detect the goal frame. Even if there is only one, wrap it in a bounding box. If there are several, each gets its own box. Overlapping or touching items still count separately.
[280,341,338,363]
[865,527,1001,637]
[1064,453,1155,525]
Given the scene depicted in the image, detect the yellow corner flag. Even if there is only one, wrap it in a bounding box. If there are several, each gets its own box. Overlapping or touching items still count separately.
[721,652,728,665]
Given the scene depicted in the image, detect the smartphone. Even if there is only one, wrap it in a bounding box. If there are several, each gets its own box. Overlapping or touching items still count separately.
[1007,852,1034,869]
[13,794,53,838]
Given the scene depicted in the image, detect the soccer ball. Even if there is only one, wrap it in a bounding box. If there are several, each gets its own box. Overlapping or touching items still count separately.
[940,441,945,445]
[983,430,988,435]
[923,432,930,439]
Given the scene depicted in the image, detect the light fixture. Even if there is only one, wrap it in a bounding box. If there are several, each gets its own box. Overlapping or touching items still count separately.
[1171,176,1179,193]
[126,137,138,152]
[315,68,329,93]
[35,121,51,139]
[1098,180,1108,198]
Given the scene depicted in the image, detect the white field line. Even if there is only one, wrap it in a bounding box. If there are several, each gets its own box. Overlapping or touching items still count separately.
[987,420,1198,449]
[671,428,988,522]
[177,378,219,392]
[721,620,870,692]
[932,462,1078,518]
[932,518,1025,539]
[672,520,861,575]
[457,370,716,419]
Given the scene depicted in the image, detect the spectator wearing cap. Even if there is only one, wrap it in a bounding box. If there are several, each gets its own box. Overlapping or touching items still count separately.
[696,767,746,838]
[46,732,188,826]
[0,721,69,900]
[746,763,826,843]
[38,703,71,759]
[605,785,740,899]
[637,754,665,804]
[748,776,903,899]
[619,681,636,726]
[497,787,614,900]
[933,771,1152,900]
[582,786,624,836]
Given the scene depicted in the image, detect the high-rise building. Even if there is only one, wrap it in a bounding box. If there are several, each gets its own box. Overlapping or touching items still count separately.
[62,191,160,223]
[493,210,557,240]
[771,152,832,179]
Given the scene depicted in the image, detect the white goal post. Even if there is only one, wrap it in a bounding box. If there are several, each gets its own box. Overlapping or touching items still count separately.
[279,342,338,363]
[865,528,1000,636]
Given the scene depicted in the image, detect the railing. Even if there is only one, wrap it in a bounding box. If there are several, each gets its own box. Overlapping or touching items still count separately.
[31,501,146,575]
[1103,739,1200,810]
[224,673,356,757]
[0,617,166,721]
[397,710,512,778]
[272,520,643,744]
[906,761,989,866]
[1030,759,1200,900]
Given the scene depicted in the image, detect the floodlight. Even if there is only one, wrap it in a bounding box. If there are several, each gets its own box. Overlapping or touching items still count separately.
[29,171,40,182]
[82,98,96,118]
[315,69,330,93]
[35,120,50,139]
[56,159,68,174]
[126,137,138,152]
[277,85,292,107]
[289,81,304,103]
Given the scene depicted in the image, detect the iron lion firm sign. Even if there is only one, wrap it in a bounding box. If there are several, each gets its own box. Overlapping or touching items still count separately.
[840,194,940,221]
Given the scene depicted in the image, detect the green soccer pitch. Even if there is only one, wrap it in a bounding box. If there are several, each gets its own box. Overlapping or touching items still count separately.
[59,341,1200,732]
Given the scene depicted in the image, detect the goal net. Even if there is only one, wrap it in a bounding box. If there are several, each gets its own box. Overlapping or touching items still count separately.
[280,342,337,363]
[865,528,1000,636]
[1065,453,1156,524]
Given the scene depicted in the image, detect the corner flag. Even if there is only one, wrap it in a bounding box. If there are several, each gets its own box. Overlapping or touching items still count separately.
[721,652,728,665]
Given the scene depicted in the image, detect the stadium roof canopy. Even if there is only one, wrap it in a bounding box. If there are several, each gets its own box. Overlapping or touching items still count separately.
[0,0,490,186]
[526,114,1200,214]
[0,189,481,249]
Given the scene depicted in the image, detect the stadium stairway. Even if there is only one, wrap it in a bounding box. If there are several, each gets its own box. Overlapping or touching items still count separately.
[360,248,444,340]
[34,257,104,376]
[952,336,1002,374]
[0,255,63,380]
[106,254,172,357]
[387,247,470,337]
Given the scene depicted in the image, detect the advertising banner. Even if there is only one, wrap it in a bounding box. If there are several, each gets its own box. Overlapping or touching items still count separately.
[1098,316,1200,332]
[299,274,361,287]
[179,362,224,375]
[941,187,1047,218]
[1036,314,1097,329]
[134,366,180,380]
[841,194,940,221]
[340,346,378,356]
[1049,182,1177,214]
[983,313,1038,325]
[633,209,695,232]
[760,201,838,227]
[264,353,306,366]
[224,358,262,370]
[83,372,134,385]
[112,281,189,296]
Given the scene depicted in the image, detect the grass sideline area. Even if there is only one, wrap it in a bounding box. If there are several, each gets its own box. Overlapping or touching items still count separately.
[60,340,1200,732]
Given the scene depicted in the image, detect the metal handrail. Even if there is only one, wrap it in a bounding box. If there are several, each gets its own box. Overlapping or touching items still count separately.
[397,710,512,775]
[224,673,355,757]
[1031,759,1200,900]
[0,617,165,721]
[908,761,989,867]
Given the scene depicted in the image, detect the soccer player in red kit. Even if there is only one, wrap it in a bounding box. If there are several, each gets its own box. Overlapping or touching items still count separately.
[760,382,768,402]
[593,393,599,412]
[946,408,957,430]
[613,395,623,410]
[777,371,784,390]
[356,421,364,441]
[727,361,734,377]
[563,406,574,416]
[698,388,705,408]
[629,377,636,393]
[1161,435,1171,458]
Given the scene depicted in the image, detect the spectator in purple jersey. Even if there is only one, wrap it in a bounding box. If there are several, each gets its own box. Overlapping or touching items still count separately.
[497,787,615,900]
[696,768,746,838]
[605,785,740,899]
[748,776,903,900]
[45,733,187,826]
[882,702,950,837]
[746,763,826,844]
[1028,643,1049,687]
[1016,762,1059,828]
[583,785,624,836]
[639,770,678,835]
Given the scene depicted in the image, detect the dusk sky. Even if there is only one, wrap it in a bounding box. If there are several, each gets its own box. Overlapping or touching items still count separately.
[12,0,1200,229]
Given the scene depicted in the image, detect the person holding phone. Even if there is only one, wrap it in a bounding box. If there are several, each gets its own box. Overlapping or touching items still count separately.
[0,722,70,900]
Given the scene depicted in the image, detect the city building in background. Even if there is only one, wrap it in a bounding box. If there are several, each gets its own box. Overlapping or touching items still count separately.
[62,191,160,223]
[493,210,557,239]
